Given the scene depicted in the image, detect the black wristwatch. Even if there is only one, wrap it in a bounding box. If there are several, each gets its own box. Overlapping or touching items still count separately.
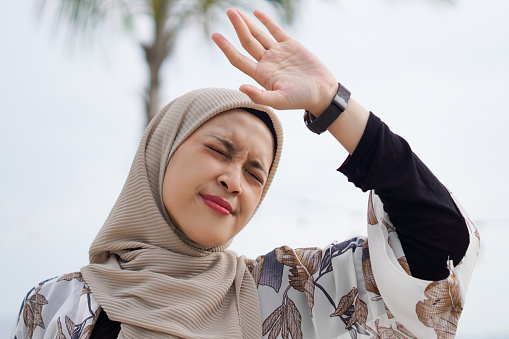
[304,83,351,135]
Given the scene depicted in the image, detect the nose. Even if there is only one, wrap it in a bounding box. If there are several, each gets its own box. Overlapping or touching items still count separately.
[218,165,243,195]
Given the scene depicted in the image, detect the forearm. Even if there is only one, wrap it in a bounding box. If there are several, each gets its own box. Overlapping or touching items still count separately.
[339,113,469,280]
[314,96,370,155]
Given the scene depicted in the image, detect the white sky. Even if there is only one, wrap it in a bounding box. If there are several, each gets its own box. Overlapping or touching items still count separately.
[1,0,508,337]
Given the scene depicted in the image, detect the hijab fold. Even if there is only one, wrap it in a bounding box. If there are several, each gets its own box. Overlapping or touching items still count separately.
[81,88,283,338]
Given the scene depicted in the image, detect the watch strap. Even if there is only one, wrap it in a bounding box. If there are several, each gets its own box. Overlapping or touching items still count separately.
[304,83,351,135]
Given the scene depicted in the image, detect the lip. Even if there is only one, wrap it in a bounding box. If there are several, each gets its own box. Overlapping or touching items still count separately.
[200,194,233,216]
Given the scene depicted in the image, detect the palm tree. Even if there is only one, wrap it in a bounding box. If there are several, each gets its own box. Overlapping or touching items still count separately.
[36,0,299,124]
[35,0,454,124]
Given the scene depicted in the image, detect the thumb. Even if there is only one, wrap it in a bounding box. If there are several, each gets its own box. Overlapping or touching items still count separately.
[239,85,286,110]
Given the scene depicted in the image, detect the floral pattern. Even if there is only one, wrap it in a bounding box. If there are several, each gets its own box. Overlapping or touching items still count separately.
[262,285,303,339]
[11,192,479,339]
[330,287,373,336]
[416,274,462,339]
[248,192,477,338]
[54,315,98,339]
[12,273,100,339]
[22,284,48,339]
[275,246,322,314]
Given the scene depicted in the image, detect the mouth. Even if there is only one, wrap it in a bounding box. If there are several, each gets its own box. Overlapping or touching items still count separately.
[200,194,233,216]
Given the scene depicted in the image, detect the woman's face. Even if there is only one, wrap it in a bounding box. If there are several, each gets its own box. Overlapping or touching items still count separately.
[162,109,275,247]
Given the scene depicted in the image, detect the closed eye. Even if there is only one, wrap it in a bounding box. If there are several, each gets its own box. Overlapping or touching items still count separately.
[206,145,227,157]
[247,170,263,184]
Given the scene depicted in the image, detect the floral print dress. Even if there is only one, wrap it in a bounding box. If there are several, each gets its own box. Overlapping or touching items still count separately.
[10,192,479,339]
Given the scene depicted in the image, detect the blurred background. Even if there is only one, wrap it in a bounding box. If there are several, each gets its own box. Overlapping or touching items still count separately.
[1,0,507,337]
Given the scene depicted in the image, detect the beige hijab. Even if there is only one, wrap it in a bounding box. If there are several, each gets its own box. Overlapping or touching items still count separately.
[81,88,283,338]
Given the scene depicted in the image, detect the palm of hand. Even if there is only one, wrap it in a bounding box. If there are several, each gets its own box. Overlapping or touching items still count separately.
[212,9,337,113]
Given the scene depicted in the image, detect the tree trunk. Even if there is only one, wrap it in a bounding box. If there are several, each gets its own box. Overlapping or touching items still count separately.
[143,0,171,125]
[146,59,161,124]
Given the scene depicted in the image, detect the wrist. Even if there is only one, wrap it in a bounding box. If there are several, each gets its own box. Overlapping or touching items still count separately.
[328,98,370,154]
[304,83,351,135]
[307,83,339,118]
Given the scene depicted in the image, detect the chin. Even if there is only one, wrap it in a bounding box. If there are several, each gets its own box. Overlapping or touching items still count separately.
[200,237,230,248]
[190,232,231,248]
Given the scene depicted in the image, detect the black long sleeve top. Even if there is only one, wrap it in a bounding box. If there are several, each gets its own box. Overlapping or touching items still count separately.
[90,112,470,338]
[338,112,469,281]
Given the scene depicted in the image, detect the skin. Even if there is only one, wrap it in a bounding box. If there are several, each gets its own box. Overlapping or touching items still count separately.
[211,9,370,155]
[162,109,275,248]
[165,9,368,248]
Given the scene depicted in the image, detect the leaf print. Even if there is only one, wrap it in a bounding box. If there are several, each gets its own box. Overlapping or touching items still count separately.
[258,251,285,292]
[295,248,322,276]
[368,192,378,225]
[382,218,396,233]
[245,258,254,271]
[55,318,67,339]
[275,246,322,315]
[303,279,316,317]
[245,255,265,287]
[57,272,85,282]
[65,315,97,339]
[331,287,358,317]
[263,287,304,339]
[375,319,408,339]
[23,285,48,339]
[262,305,283,337]
[268,313,283,339]
[281,317,289,339]
[80,324,94,339]
[416,274,462,339]
[361,241,380,298]
[81,285,92,296]
[362,258,380,296]
[275,246,297,267]
[93,307,101,322]
[350,297,368,329]
[396,322,419,339]
[384,302,394,319]
[65,316,75,337]
[286,298,303,339]
[288,267,304,292]
[320,247,332,276]
[331,287,374,337]
[318,238,363,282]
[397,256,412,276]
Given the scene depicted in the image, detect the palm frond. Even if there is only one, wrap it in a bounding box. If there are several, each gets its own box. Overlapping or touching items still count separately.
[179,0,247,36]
[34,0,142,41]
[264,0,299,24]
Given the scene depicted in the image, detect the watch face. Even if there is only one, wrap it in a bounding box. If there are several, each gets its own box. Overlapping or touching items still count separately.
[334,84,351,111]
[338,85,351,102]
[304,83,351,135]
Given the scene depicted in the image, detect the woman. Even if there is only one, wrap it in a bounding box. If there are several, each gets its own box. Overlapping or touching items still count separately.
[11,9,478,339]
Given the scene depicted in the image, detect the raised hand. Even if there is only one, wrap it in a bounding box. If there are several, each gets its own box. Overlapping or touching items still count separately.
[212,9,338,115]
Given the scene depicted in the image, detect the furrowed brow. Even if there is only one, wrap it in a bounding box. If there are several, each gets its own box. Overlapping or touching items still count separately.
[211,135,235,154]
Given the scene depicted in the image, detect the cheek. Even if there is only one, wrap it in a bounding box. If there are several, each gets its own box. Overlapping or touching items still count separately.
[162,169,179,215]
[241,188,264,219]
[161,156,189,214]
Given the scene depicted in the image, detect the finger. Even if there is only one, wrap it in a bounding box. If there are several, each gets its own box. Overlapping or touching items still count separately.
[211,33,257,77]
[253,10,291,43]
[235,9,276,50]
[226,8,265,61]
[239,84,288,110]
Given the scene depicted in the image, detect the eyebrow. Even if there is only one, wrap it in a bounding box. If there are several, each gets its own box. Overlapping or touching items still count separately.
[210,135,269,178]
